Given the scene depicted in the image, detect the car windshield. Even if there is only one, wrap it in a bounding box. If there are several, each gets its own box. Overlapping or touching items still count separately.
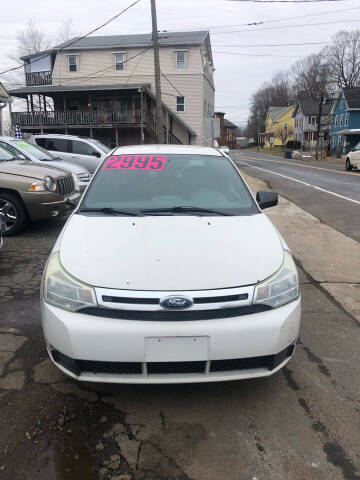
[90,139,111,154]
[0,145,17,162]
[80,153,259,216]
[11,140,57,161]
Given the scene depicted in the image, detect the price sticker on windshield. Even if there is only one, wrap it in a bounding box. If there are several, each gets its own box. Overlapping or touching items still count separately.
[103,155,167,171]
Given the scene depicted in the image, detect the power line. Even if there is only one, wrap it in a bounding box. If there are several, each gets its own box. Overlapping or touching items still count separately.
[0,0,143,76]
[210,17,360,35]
[160,71,183,97]
[213,50,304,57]
[213,41,332,47]
[169,4,360,31]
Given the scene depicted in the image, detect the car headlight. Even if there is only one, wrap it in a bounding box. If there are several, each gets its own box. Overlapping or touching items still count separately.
[253,250,299,308]
[43,252,97,312]
[72,173,81,192]
[44,176,56,192]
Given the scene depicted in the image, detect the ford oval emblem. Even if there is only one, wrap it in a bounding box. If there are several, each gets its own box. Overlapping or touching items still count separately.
[160,295,194,310]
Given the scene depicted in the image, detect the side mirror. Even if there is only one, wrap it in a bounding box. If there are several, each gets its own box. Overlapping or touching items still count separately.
[93,151,101,158]
[256,190,278,210]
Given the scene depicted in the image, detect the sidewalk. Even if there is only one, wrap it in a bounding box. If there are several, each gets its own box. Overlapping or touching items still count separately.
[246,148,345,167]
[243,173,360,323]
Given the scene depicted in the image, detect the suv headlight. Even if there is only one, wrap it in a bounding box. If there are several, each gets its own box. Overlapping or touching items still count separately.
[43,252,97,312]
[253,250,299,308]
[44,176,56,192]
[72,173,80,192]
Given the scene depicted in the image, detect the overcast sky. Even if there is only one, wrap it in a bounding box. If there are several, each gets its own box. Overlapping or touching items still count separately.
[1,0,360,126]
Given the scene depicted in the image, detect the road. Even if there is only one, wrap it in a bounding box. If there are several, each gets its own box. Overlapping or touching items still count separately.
[232,151,360,242]
[0,213,359,479]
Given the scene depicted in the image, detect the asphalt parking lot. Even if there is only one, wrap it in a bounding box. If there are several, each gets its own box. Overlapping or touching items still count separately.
[0,200,359,480]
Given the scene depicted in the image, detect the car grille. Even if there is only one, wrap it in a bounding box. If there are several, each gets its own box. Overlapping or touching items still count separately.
[102,293,249,305]
[51,345,295,377]
[56,176,75,197]
[80,304,271,321]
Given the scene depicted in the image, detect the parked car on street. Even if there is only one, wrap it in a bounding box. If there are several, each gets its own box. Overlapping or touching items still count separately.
[41,145,301,384]
[219,145,230,154]
[0,137,91,191]
[345,142,360,171]
[31,134,111,174]
[0,144,80,236]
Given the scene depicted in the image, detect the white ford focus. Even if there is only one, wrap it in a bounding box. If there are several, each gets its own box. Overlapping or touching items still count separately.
[41,145,300,384]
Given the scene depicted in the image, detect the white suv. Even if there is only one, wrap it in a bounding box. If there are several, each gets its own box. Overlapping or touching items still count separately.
[346,142,360,171]
[31,135,111,174]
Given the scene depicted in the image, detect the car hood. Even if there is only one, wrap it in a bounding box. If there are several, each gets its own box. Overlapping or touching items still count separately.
[37,159,88,175]
[0,160,70,180]
[59,213,284,290]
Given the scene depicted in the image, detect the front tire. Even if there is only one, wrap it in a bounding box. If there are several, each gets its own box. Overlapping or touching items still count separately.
[345,158,353,171]
[0,193,28,236]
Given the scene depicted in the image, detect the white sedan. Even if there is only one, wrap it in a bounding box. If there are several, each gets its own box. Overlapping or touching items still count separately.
[41,145,300,384]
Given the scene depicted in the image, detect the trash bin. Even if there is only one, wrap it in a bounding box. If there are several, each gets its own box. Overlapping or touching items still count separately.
[284,150,292,159]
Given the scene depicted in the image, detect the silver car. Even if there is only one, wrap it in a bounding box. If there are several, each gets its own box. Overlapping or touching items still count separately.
[0,137,91,192]
[31,134,111,174]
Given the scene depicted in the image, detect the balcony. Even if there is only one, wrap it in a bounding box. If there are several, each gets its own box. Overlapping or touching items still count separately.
[25,71,52,86]
[12,109,143,128]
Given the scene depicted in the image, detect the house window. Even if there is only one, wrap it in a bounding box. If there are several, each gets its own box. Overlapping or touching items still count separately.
[175,51,187,69]
[114,53,126,71]
[67,55,78,72]
[340,114,344,127]
[344,112,349,126]
[334,115,338,127]
[176,96,185,112]
[337,135,341,146]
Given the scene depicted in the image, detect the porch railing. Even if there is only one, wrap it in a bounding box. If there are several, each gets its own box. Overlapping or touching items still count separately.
[12,109,142,127]
[25,71,52,86]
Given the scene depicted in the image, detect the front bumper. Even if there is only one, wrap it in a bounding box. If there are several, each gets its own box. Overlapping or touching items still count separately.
[24,191,81,221]
[41,297,301,384]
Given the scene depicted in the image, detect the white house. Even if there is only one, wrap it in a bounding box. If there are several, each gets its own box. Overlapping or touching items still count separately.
[9,31,215,147]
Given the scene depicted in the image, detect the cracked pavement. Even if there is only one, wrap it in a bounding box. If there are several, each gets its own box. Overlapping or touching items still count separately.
[0,181,359,479]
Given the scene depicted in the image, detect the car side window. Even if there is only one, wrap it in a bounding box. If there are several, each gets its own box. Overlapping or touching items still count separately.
[35,138,47,148]
[51,139,69,152]
[0,142,25,159]
[70,140,96,156]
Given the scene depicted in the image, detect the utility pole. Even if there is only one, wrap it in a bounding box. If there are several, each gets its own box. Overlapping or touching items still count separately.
[316,94,324,161]
[257,110,261,151]
[150,0,163,144]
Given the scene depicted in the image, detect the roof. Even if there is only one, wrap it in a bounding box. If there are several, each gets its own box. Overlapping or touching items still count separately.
[342,88,360,109]
[9,83,150,97]
[0,82,10,101]
[295,99,333,116]
[21,31,210,59]
[268,105,295,123]
[224,119,237,129]
[112,144,222,156]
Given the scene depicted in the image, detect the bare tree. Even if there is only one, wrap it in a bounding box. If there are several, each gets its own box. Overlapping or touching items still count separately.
[16,19,51,57]
[324,30,360,89]
[291,53,332,100]
[56,19,76,45]
[278,125,294,148]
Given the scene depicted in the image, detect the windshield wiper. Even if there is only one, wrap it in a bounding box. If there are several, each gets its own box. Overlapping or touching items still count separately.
[78,207,140,217]
[141,206,230,216]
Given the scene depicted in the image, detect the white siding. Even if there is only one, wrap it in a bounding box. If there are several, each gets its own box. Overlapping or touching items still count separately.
[52,43,214,145]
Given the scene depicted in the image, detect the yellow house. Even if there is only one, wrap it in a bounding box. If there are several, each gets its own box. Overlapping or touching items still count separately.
[261,105,296,148]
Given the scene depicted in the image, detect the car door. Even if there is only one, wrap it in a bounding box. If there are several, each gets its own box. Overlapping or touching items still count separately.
[35,137,70,162]
[69,140,102,173]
